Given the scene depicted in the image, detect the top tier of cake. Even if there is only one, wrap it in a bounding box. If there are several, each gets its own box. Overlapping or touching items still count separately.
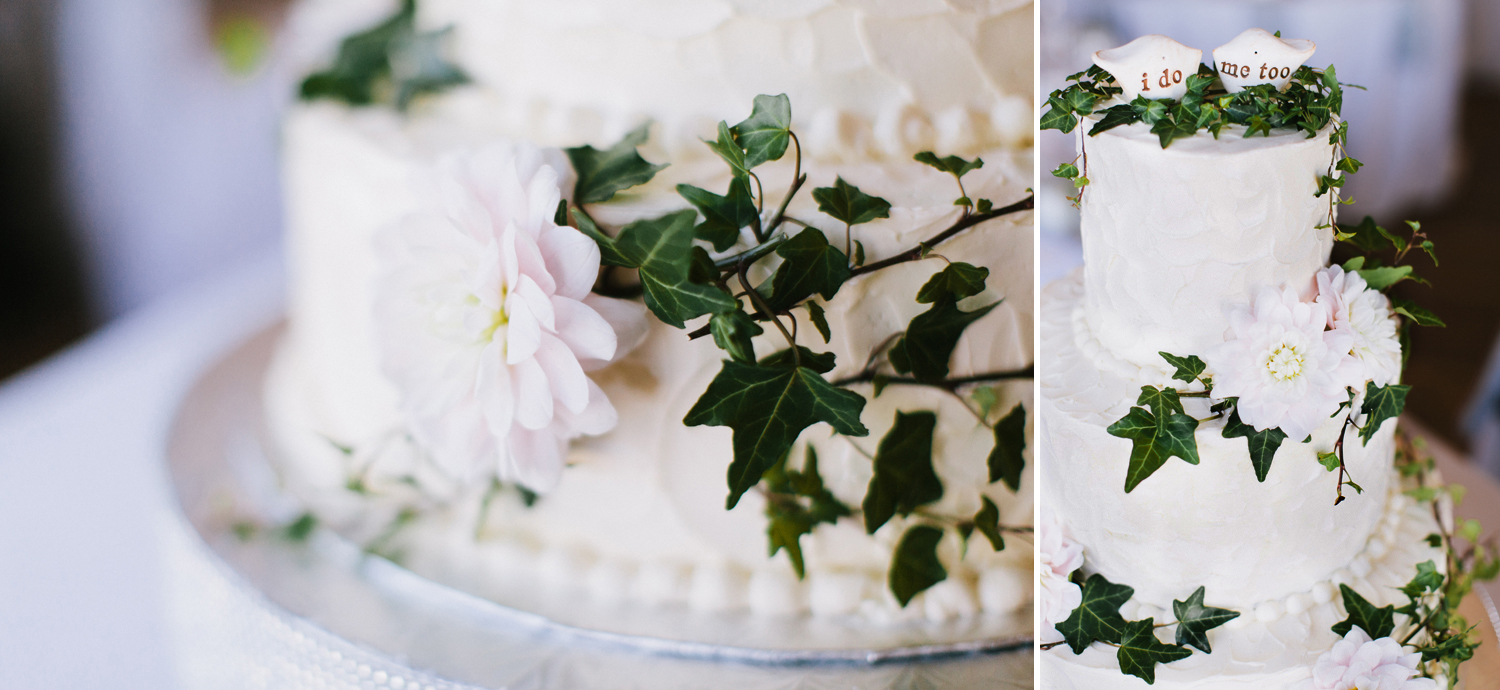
[1078,119,1336,373]
[289,0,1034,161]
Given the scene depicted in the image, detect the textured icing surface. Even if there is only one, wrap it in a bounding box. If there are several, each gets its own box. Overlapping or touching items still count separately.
[1041,273,1395,609]
[1077,120,1336,372]
[265,102,1035,618]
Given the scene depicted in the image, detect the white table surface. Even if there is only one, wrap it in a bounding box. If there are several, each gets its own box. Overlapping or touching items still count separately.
[0,253,284,689]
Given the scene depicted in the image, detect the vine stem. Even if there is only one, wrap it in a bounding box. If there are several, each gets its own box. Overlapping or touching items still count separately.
[738,261,797,366]
[830,366,1034,390]
[849,195,1033,277]
[1333,413,1355,506]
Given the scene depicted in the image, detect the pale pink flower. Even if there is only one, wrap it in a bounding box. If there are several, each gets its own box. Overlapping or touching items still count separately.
[1305,627,1436,690]
[1207,285,1362,441]
[374,141,645,494]
[1039,511,1085,628]
[1316,265,1402,387]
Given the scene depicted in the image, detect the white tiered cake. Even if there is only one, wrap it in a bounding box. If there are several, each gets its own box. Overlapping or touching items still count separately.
[263,0,1035,631]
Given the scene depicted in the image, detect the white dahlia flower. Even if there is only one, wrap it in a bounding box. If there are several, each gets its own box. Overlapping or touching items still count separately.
[1305,627,1436,690]
[1316,265,1402,387]
[374,141,646,494]
[1039,511,1085,629]
[1207,285,1362,442]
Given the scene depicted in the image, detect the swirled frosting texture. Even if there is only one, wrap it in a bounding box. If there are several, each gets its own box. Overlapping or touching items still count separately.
[1078,121,1336,372]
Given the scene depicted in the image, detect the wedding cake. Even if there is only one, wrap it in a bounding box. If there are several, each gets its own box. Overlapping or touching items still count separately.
[1038,32,1473,688]
[260,0,1036,632]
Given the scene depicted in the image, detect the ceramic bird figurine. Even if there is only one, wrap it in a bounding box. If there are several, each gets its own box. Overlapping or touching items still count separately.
[1093,35,1203,101]
[1212,28,1316,93]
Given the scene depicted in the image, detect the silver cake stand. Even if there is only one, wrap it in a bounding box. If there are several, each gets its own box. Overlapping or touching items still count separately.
[160,324,1033,689]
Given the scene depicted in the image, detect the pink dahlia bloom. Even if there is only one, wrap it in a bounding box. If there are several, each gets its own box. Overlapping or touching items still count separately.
[1306,627,1436,690]
[1315,265,1402,387]
[374,141,646,494]
[1039,511,1084,628]
[1207,285,1362,441]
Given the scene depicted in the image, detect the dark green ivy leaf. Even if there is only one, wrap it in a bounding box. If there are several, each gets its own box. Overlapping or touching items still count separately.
[917,262,990,304]
[758,346,837,374]
[1391,298,1445,327]
[610,210,735,327]
[812,177,892,227]
[914,151,984,179]
[684,360,867,510]
[1117,619,1193,685]
[761,229,852,311]
[863,411,943,534]
[989,403,1026,492]
[1172,587,1239,654]
[1359,382,1410,446]
[1056,574,1134,653]
[1331,584,1396,639]
[705,120,749,176]
[972,496,1005,551]
[889,524,947,607]
[1334,217,1392,253]
[709,307,762,364]
[567,206,631,267]
[888,299,999,383]
[1039,98,1078,133]
[764,447,851,579]
[1089,103,1140,135]
[298,0,469,110]
[1107,386,1200,493]
[804,301,831,343]
[677,175,757,252]
[566,122,669,205]
[1400,560,1444,601]
[1222,406,1288,483]
[1158,352,1207,386]
[730,94,792,170]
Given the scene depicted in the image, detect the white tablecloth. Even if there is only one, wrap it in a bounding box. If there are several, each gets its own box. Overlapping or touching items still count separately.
[0,253,284,689]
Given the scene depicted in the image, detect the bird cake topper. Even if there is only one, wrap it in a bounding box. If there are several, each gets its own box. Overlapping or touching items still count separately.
[1212,28,1316,93]
[1093,34,1203,101]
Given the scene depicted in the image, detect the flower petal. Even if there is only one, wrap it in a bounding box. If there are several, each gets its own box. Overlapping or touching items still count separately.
[533,333,590,414]
[512,356,554,430]
[538,223,602,301]
[553,296,619,365]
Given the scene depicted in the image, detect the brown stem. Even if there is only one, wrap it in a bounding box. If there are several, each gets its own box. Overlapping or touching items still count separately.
[830,366,1033,390]
[849,195,1033,277]
[739,261,797,366]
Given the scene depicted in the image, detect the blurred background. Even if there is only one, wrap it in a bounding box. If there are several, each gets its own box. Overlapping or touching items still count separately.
[1040,0,1500,478]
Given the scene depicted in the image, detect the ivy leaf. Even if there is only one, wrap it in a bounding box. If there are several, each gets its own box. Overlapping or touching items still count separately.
[566,122,669,204]
[1158,352,1207,385]
[709,307,762,364]
[1064,88,1098,115]
[1358,265,1413,291]
[1172,587,1239,653]
[566,207,631,267]
[1117,619,1193,684]
[1331,584,1396,639]
[1400,560,1444,601]
[914,151,984,179]
[611,211,736,327]
[730,94,792,169]
[677,175,757,251]
[685,360,868,510]
[1056,574,1134,653]
[1107,386,1200,493]
[281,512,319,542]
[1359,382,1410,446]
[1222,406,1288,482]
[298,0,469,110]
[888,299,999,382]
[889,525,948,607]
[917,262,989,304]
[1040,97,1077,133]
[761,229,852,311]
[989,403,1026,491]
[863,411,943,534]
[764,447,850,579]
[1089,103,1139,135]
[804,301,831,343]
[972,496,1005,551]
[759,346,837,374]
[1391,298,1445,327]
[1334,216,1392,253]
[1152,105,1199,148]
[812,177,892,227]
[1051,163,1080,179]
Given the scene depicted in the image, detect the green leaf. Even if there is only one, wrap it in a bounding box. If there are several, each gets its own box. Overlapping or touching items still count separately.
[1133,97,1170,125]
[888,299,999,382]
[684,360,867,509]
[1064,88,1098,115]
[1158,352,1207,385]
[917,262,990,304]
[1318,451,1341,472]
[1051,162,1080,180]
[972,386,1000,419]
[1056,574,1135,653]
[1117,619,1193,684]
[1391,298,1445,327]
[1107,387,1200,493]
[1359,382,1410,446]
[1039,99,1077,133]
[1172,587,1239,653]
[566,122,669,204]
[812,177,892,227]
[677,175,757,252]
[761,229,852,311]
[758,346,837,374]
[1331,584,1396,638]
[889,525,948,607]
[611,211,736,327]
[989,404,1026,491]
[298,0,469,110]
[972,496,1005,551]
[1358,265,1413,291]
[1336,156,1364,174]
[763,447,850,579]
[914,151,984,179]
[709,307,762,364]
[1152,105,1199,148]
[863,411,944,534]
[568,207,631,267]
[282,512,319,542]
[1334,217,1392,253]
[1222,406,1288,482]
[852,239,866,267]
[1400,560,1444,601]
[1089,104,1140,135]
[704,120,749,176]
[804,301,831,343]
[730,94,792,169]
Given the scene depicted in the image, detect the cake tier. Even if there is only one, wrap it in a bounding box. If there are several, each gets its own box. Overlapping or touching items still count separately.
[286,0,1034,163]
[1041,272,1397,610]
[1078,119,1335,372]
[1040,486,1444,689]
[264,100,1035,619]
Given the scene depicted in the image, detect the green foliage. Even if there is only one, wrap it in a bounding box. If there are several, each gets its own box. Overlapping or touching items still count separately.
[914,152,984,179]
[1117,619,1193,685]
[677,175,757,251]
[1056,573,1134,653]
[1172,587,1239,654]
[1331,584,1396,638]
[1107,386,1200,492]
[812,177,892,227]
[298,0,469,110]
[566,122,669,204]
[970,496,1005,551]
[730,94,793,169]
[759,346,836,373]
[1317,451,1341,472]
[888,298,999,382]
[1158,352,1208,387]
[863,411,944,534]
[889,525,948,607]
[705,120,749,176]
[709,307,762,363]
[684,359,867,510]
[1358,382,1410,446]
[804,301,831,343]
[760,229,852,311]
[1051,163,1080,180]
[281,512,319,542]
[1221,406,1287,482]
[989,404,1026,492]
[567,207,630,267]
[763,448,851,578]
[604,211,736,327]
[1391,298,1445,327]
[917,262,990,304]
